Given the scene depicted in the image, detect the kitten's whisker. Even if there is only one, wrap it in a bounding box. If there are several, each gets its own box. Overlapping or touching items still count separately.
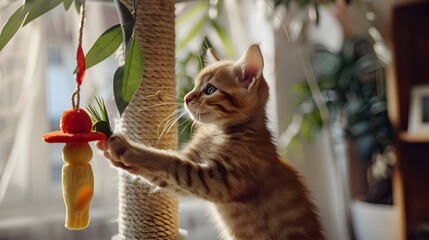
[160,110,185,137]
[145,93,183,101]
[207,106,221,117]
[200,98,207,107]
[157,116,179,143]
[157,109,182,136]
[190,121,199,135]
[141,102,178,110]
[157,111,185,144]
[195,109,201,122]
[178,117,190,128]
[230,106,249,119]
[169,105,182,111]
[180,118,193,135]
[165,112,186,135]
[142,86,186,97]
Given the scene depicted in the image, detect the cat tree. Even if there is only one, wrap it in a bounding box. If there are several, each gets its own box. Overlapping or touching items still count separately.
[118,0,179,239]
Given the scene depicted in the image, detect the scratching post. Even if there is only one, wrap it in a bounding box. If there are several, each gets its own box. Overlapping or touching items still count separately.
[118,0,179,239]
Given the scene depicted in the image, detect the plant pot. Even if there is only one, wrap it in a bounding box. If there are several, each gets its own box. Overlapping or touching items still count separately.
[351,199,402,240]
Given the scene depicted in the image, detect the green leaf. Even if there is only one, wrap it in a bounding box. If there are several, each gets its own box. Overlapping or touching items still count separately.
[113,66,128,115]
[113,37,143,115]
[300,117,312,141]
[291,82,311,95]
[356,134,375,161]
[63,0,73,10]
[23,0,63,26]
[82,24,122,71]
[122,37,143,101]
[349,121,371,137]
[93,121,113,137]
[95,96,110,125]
[177,16,207,53]
[176,1,208,27]
[75,0,84,12]
[87,96,113,137]
[211,20,234,58]
[114,0,134,49]
[199,36,215,68]
[0,5,29,52]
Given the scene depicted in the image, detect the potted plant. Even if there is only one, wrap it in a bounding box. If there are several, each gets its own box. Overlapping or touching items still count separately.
[290,36,402,239]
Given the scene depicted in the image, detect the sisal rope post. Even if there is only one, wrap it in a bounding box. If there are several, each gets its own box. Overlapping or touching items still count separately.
[118,0,179,239]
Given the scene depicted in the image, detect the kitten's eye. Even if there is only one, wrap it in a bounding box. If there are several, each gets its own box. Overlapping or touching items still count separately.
[205,84,217,95]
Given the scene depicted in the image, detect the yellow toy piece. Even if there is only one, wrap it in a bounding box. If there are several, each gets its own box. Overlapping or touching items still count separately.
[62,163,94,230]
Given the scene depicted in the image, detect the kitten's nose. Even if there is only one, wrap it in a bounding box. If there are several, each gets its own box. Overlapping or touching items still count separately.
[185,95,193,105]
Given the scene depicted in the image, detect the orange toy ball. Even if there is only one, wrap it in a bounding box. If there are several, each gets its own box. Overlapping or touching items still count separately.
[60,108,92,133]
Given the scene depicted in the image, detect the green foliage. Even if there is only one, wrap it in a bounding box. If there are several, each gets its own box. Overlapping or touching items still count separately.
[87,96,113,137]
[113,66,127,114]
[176,1,208,26]
[114,0,134,48]
[114,36,143,115]
[78,24,123,72]
[0,5,29,52]
[74,0,84,12]
[0,0,84,52]
[175,37,219,144]
[274,0,317,8]
[175,1,233,144]
[63,0,74,10]
[211,20,234,58]
[273,0,352,27]
[0,0,143,116]
[177,16,208,53]
[1,0,233,144]
[24,0,63,26]
[292,37,392,161]
[273,0,350,7]
[121,36,143,103]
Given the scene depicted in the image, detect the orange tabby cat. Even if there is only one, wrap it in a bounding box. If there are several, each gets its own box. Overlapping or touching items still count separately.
[98,44,324,240]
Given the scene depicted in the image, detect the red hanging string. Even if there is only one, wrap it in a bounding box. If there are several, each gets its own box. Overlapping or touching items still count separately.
[76,43,85,86]
[76,4,86,86]
[72,3,86,109]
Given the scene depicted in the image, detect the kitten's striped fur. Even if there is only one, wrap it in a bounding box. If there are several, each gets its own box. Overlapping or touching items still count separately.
[101,45,324,239]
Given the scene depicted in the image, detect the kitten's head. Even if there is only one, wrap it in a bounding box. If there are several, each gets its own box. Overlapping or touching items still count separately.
[184,44,268,126]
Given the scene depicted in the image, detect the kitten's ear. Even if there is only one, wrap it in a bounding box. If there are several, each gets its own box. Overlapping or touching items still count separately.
[205,48,221,65]
[237,44,264,91]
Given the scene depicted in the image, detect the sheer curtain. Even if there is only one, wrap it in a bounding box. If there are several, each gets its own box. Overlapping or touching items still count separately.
[0,3,118,240]
[0,2,49,206]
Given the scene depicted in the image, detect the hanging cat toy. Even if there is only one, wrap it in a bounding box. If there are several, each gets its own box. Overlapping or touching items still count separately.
[42,4,110,230]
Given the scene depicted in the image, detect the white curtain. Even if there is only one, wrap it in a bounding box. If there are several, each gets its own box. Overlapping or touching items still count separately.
[0,2,50,206]
[0,3,118,239]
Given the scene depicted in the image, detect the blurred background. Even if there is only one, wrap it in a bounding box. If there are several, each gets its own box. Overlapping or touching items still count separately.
[0,0,428,239]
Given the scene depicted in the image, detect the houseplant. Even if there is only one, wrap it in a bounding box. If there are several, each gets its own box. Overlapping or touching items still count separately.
[293,35,394,204]
[291,35,400,240]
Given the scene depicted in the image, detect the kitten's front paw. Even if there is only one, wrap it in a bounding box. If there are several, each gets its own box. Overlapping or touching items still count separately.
[106,134,139,173]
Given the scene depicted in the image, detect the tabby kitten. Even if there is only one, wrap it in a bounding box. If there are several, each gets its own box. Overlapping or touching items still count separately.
[98,44,324,240]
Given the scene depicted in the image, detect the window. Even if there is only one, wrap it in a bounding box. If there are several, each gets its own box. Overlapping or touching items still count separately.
[48,46,63,65]
[0,5,118,239]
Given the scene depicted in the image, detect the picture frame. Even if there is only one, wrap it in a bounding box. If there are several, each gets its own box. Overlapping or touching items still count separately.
[408,85,429,134]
